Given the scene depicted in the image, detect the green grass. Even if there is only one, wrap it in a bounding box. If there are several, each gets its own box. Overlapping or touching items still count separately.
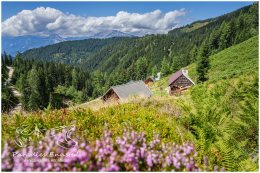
[2,98,192,144]
[187,36,258,83]
[208,36,258,82]
[181,74,258,171]
[181,21,210,33]
[150,36,258,92]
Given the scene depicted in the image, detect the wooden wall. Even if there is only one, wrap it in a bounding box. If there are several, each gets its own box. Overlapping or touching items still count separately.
[103,89,120,102]
[169,75,193,94]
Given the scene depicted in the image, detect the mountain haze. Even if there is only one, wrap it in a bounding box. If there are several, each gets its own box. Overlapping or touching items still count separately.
[2,30,135,56]
[2,34,65,56]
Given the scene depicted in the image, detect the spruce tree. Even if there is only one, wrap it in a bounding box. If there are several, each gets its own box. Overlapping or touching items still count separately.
[161,57,170,77]
[219,22,232,50]
[152,66,158,77]
[27,68,41,110]
[197,42,210,83]
[135,57,148,80]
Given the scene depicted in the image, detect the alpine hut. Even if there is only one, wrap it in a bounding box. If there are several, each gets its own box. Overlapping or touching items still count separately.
[168,69,195,95]
[144,76,155,85]
[102,80,152,102]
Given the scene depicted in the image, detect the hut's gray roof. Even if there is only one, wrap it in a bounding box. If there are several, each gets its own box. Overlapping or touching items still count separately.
[104,80,152,100]
[168,70,195,86]
[145,76,155,82]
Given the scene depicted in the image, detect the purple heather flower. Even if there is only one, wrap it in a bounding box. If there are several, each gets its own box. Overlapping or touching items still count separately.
[2,128,206,171]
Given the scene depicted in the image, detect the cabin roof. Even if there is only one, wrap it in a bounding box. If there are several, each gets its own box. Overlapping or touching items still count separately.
[168,70,195,86]
[103,80,152,100]
[145,76,155,81]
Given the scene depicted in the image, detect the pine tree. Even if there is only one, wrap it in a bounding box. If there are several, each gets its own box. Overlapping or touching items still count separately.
[219,22,232,50]
[161,57,170,77]
[197,42,210,83]
[20,74,31,110]
[189,46,198,62]
[152,66,158,77]
[27,68,42,110]
[71,68,79,90]
[135,57,148,80]
[208,29,220,53]
[92,71,105,97]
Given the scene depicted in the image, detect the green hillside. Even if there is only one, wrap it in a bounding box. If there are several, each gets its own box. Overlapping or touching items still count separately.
[21,3,258,77]
[2,3,258,171]
[187,35,258,83]
[20,37,135,66]
[2,35,258,171]
[181,21,210,33]
[6,3,257,113]
[12,3,257,110]
[151,35,258,90]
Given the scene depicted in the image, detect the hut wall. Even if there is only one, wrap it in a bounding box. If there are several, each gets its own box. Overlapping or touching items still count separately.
[103,89,120,102]
[144,78,154,85]
[169,75,193,92]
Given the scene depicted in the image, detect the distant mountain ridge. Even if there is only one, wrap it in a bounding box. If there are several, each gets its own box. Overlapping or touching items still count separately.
[2,34,65,56]
[65,30,136,41]
[2,30,136,56]
[91,30,135,39]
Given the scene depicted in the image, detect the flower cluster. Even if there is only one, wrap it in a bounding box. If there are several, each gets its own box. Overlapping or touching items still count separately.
[2,128,201,171]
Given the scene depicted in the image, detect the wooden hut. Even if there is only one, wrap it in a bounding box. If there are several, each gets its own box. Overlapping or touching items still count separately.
[168,70,195,95]
[144,76,155,85]
[102,80,152,102]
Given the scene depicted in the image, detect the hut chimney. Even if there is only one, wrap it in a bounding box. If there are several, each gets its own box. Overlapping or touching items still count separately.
[182,69,188,76]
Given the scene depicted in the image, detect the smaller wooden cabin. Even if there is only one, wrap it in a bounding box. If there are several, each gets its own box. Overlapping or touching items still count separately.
[168,70,195,95]
[102,80,152,102]
[144,76,155,85]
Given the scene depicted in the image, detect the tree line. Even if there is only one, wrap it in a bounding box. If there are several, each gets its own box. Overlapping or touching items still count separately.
[12,55,109,111]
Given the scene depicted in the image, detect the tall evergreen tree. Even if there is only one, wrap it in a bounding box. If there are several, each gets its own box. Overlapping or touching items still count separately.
[219,22,232,50]
[161,57,170,77]
[197,42,210,83]
[152,66,158,77]
[27,68,42,110]
[20,74,31,110]
[71,68,79,90]
[135,57,148,80]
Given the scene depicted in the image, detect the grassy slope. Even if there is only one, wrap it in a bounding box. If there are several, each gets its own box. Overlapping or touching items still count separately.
[180,36,258,171]
[181,21,210,33]
[2,36,258,171]
[152,35,258,114]
[150,35,258,92]
[187,35,258,83]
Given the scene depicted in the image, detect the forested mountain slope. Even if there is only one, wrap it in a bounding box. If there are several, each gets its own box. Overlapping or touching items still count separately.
[21,3,258,78]
[150,36,258,94]
[8,3,258,112]
[20,37,135,66]
[2,3,258,171]
[2,35,258,171]
[141,35,259,171]
[188,35,258,83]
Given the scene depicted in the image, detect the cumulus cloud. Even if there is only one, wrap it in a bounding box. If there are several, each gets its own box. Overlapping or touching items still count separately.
[2,7,187,37]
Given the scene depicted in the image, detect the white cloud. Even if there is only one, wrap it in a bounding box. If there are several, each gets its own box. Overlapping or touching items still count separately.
[2,7,186,37]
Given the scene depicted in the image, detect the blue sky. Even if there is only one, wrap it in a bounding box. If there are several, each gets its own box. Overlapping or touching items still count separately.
[2,1,254,37]
[2,1,253,21]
